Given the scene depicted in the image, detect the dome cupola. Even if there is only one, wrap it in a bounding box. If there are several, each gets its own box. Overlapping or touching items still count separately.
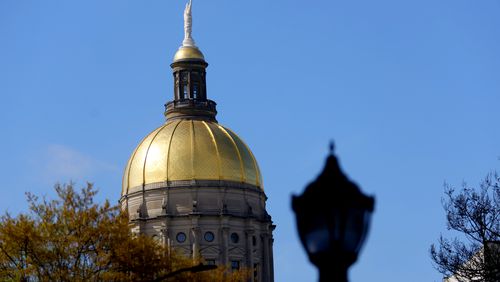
[165,0,216,122]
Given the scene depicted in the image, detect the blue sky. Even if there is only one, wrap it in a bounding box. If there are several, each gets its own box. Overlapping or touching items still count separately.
[1,1,499,281]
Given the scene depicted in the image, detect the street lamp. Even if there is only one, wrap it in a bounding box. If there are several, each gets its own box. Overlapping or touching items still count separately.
[292,143,375,282]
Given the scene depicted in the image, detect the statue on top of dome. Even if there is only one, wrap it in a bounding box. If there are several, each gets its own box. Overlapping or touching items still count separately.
[182,0,196,47]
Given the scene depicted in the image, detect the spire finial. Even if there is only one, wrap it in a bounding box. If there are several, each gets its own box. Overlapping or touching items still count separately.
[182,0,196,47]
[329,141,335,155]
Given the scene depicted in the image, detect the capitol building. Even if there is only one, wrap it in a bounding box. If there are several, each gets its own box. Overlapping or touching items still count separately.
[119,2,275,281]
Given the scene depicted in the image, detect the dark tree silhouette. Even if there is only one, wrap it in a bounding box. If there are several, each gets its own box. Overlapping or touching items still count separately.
[430,173,500,282]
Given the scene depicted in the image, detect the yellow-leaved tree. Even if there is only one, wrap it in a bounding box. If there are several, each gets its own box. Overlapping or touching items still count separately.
[0,183,248,282]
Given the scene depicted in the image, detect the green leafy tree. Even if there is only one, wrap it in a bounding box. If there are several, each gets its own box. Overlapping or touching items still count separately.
[430,173,500,282]
[0,183,248,282]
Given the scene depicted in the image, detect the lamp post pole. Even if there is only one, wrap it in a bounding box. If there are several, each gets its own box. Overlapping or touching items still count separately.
[314,265,345,282]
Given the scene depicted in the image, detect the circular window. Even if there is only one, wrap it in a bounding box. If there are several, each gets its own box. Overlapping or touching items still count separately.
[230,233,239,244]
[204,231,215,242]
[176,232,186,243]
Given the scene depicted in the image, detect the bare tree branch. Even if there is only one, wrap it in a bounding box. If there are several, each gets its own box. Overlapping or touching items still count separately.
[431,173,500,282]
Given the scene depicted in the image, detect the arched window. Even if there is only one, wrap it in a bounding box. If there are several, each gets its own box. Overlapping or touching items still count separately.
[181,72,189,99]
[183,84,189,99]
[230,233,239,244]
[192,82,199,99]
[231,260,240,270]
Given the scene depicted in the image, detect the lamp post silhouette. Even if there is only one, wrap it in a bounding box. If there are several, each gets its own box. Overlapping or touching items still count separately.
[292,143,375,282]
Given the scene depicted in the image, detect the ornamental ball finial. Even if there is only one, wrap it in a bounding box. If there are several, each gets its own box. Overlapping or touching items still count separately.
[329,141,335,155]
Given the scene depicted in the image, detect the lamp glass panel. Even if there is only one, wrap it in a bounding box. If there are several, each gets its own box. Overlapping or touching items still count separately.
[343,208,369,253]
[305,225,330,254]
[356,212,372,253]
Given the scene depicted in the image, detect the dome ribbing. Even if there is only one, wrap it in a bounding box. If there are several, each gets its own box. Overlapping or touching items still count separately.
[122,119,262,195]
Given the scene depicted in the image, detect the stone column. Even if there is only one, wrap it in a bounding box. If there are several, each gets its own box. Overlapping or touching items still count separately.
[191,227,200,260]
[245,229,255,281]
[161,218,171,256]
[262,233,270,282]
[220,214,230,266]
[191,216,200,260]
[268,236,274,282]
[220,226,229,266]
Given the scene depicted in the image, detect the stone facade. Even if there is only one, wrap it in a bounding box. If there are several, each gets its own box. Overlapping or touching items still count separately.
[121,180,274,281]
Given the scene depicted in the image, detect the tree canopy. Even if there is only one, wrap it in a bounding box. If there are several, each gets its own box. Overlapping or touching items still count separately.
[0,183,248,281]
[430,172,500,282]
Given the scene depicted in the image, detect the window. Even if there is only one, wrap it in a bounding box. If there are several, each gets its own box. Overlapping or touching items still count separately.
[254,263,259,281]
[252,235,257,246]
[230,233,239,244]
[192,82,199,99]
[181,72,189,99]
[206,259,216,265]
[176,232,186,243]
[181,72,189,82]
[231,260,240,270]
[204,231,214,242]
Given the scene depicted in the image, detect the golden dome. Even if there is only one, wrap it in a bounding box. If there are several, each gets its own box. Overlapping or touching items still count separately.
[122,119,262,195]
[173,46,205,62]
